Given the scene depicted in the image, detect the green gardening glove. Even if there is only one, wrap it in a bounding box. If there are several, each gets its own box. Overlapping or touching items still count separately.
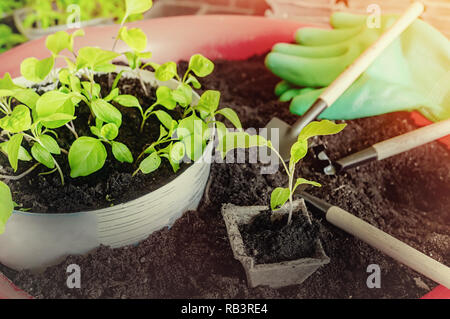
[265,12,450,122]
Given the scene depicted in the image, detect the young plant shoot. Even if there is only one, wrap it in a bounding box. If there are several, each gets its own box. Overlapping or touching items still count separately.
[0,0,244,233]
[219,120,346,224]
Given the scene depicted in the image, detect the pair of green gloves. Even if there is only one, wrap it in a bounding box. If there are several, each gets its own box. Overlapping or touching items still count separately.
[265,13,450,122]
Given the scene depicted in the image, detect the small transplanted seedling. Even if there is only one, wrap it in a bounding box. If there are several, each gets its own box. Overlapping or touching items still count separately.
[219,120,346,224]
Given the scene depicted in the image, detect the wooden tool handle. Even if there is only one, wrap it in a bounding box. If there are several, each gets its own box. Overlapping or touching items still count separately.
[320,2,424,105]
[326,206,450,288]
[373,118,450,160]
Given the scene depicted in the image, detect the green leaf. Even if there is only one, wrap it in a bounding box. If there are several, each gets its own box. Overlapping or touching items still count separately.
[155,86,176,110]
[125,0,153,17]
[215,108,242,129]
[160,153,180,173]
[119,27,147,52]
[177,114,207,140]
[196,90,220,115]
[169,142,185,162]
[69,137,107,178]
[104,88,119,102]
[218,132,270,159]
[139,152,161,174]
[293,178,321,193]
[0,142,31,162]
[154,110,173,129]
[11,88,40,110]
[31,143,55,169]
[124,52,138,69]
[185,74,201,89]
[58,68,70,85]
[289,139,308,167]
[46,30,83,55]
[111,141,133,163]
[0,181,14,234]
[63,57,76,71]
[90,126,101,137]
[37,113,75,125]
[270,187,290,211]
[6,134,23,172]
[20,57,55,83]
[138,52,152,60]
[40,134,60,155]
[0,73,21,90]
[91,99,122,127]
[171,84,192,107]
[158,125,168,141]
[0,105,31,133]
[215,121,228,141]
[76,47,120,72]
[114,94,141,109]
[188,54,214,77]
[81,81,101,98]
[69,29,84,52]
[297,120,347,142]
[177,115,209,161]
[70,75,82,93]
[155,62,177,82]
[36,91,75,128]
[18,146,32,161]
[101,123,119,141]
[142,61,160,70]
[0,89,14,98]
[46,31,71,55]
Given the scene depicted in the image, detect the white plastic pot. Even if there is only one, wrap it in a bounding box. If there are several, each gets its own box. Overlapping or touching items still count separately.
[0,66,213,271]
[222,199,330,289]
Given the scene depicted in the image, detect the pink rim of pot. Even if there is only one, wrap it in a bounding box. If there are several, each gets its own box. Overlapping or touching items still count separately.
[0,15,448,299]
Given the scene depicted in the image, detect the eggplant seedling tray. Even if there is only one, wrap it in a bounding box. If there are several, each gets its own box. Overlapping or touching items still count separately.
[222,199,330,289]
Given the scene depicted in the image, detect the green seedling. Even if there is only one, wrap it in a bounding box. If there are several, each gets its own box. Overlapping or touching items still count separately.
[21,0,136,31]
[134,56,242,175]
[0,24,26,54]
[0,6,247,234]
[118,26,152,95]
[0,0,24,16]
[69,121,133,178]
[219,120,346,224]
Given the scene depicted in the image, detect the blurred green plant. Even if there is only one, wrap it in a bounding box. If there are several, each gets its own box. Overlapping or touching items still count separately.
[0,0,25,17]
[21,0,144,30]
[0,24,26,54]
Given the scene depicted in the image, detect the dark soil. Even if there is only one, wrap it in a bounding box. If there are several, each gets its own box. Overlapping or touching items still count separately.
[239,210,319,264]
[2,55,449,299]
[2,73,191,214]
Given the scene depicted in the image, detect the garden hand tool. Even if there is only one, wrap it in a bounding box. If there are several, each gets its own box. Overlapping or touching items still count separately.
[266,7,450,125]
[265,2,426,160]
[315,118,450,175]
[300,191,450,289]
